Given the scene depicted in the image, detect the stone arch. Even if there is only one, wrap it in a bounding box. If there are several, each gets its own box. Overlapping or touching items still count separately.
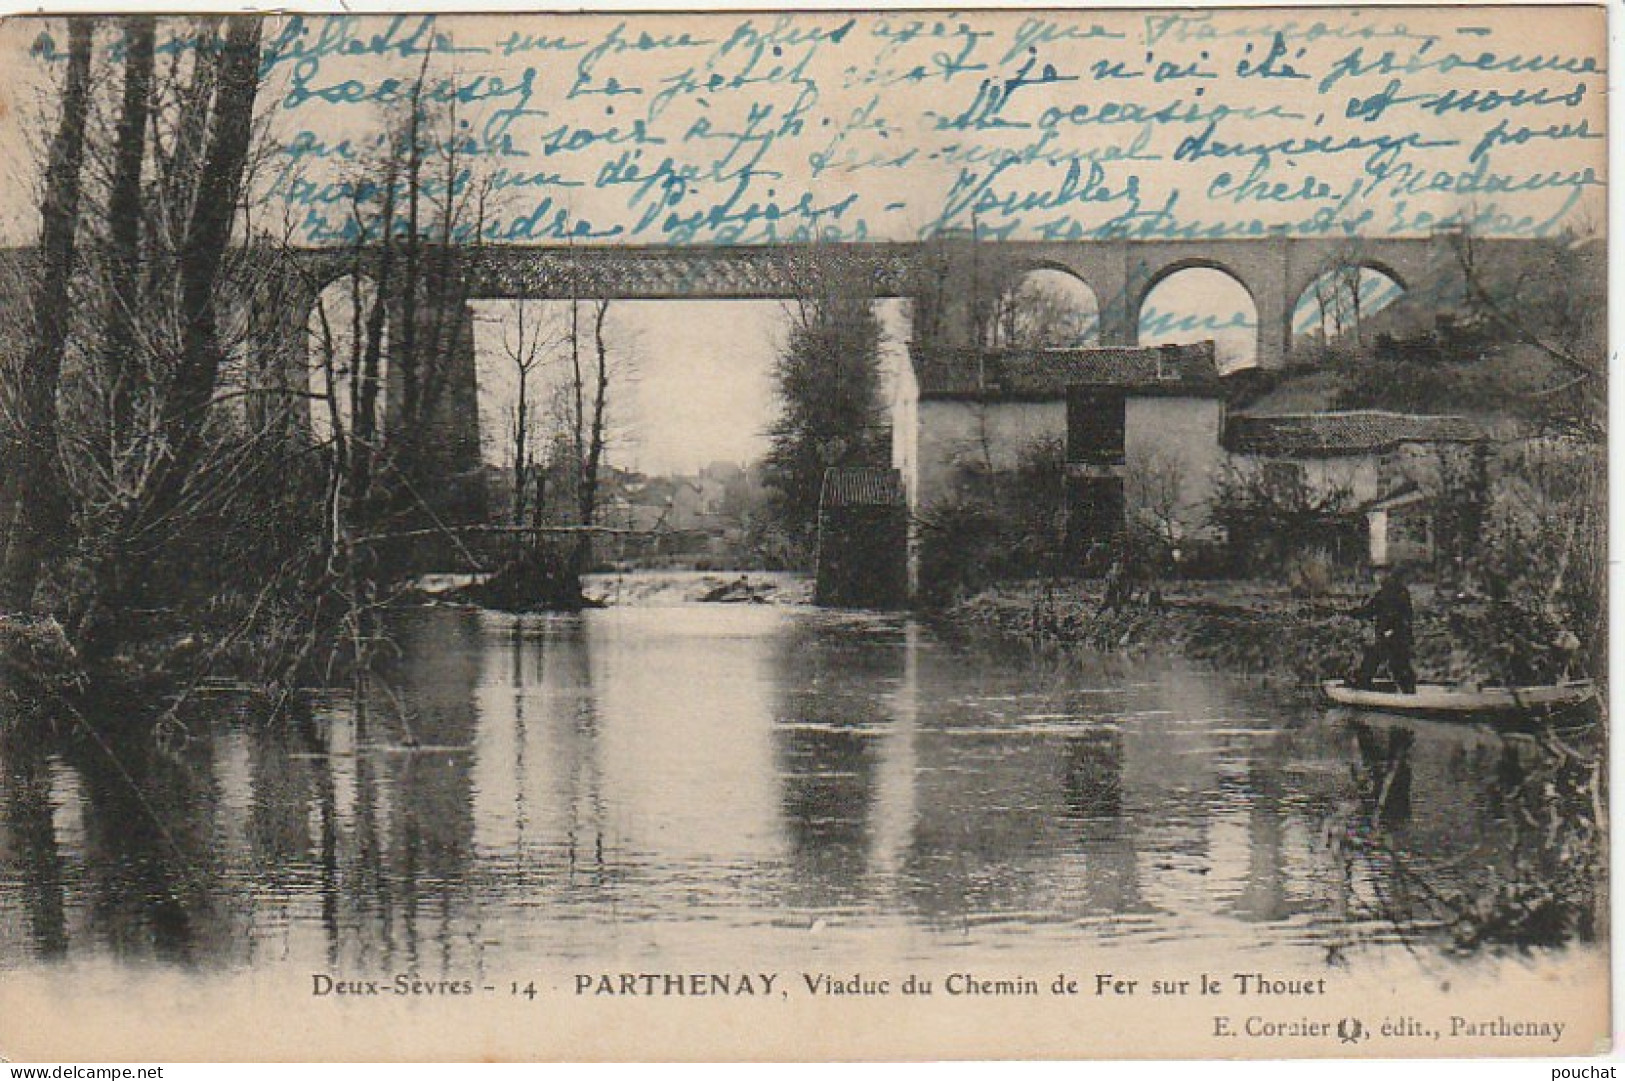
[1285,239,1444,308]
[995,262,1102,348]
[1135,256,1261,313]
[1289,260,1409,357]
[1135,260,1261,373]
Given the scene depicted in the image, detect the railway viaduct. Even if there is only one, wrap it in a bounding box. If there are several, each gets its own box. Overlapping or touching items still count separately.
[0,232,1510,530]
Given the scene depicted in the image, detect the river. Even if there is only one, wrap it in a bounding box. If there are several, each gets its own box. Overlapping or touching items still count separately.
[0,583,1605,1056]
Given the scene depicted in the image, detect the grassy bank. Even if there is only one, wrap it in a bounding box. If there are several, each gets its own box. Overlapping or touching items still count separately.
[942,579,1453,690]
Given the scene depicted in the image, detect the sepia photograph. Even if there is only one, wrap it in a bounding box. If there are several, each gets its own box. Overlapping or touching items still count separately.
[0,3,1610,1061]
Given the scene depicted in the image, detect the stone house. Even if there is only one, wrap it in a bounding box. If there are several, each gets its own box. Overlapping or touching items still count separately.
[1222,411,1486,566]
[1362,483,1434,568]
[1222,411,1484,504]
[888,342,1490,593]
[891,342,1227,583]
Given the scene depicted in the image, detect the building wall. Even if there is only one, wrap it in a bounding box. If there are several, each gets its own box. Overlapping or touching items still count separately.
[1227,454,1384,505]
[906,396,1222,521]
[891,359,920,511]
[913,399,1068,510]
[887,361,1472,594]
[1124,397,1225,538]
[1307,456,1382,503]
[816,506,909,608]
[1227,441,1486,511]
[899,394,1225,587]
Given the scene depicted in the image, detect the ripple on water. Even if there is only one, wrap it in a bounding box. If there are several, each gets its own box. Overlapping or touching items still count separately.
[0,602,1569,978]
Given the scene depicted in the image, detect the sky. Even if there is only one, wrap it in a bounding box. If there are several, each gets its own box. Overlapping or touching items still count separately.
[470,299,789,474]
[468,298,913,474]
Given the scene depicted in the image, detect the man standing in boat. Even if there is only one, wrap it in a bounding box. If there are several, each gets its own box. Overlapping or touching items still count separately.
[1353,564,1417,694]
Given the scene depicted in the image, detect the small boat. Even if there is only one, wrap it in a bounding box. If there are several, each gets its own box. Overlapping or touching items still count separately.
[1322,679,1596,718]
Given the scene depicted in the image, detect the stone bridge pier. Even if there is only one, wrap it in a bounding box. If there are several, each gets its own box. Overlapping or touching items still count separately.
[388,293,486,529]
[236,254,488,533]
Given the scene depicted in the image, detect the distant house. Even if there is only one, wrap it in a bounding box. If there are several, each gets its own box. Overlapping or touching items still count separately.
[665,476,726,530]
[815,466,908,608]
[1223,411,1486,566]
[892,342,1227,579]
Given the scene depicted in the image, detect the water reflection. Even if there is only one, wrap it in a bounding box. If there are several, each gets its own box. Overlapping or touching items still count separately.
[1061,729,1143,917]
[0,728,241,966]
[0,600,1596,974]
[1,748,67,959]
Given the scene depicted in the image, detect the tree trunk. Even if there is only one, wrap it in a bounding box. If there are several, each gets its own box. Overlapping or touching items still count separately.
[398,68,426,430]
[512,375,529,528]
[161,19,257,432]
[147,16,263,512]
[0,19,94,612]
[573,300,611,580]
[74,16,262,657]
[103,16,157,457]
[354,180,395,507]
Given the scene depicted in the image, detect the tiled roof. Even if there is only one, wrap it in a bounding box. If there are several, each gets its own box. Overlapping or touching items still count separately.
[1226,411,1485,457]
[820,467,905,509]
[910,342,1221,400]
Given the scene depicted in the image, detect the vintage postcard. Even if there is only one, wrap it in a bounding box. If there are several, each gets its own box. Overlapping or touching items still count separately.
[0,3,1609,1062]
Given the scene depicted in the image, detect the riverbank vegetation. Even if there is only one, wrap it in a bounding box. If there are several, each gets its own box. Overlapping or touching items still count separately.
[762,264,891,563]
[932,449,1607,953]
[0,17,573,730]
[937,437,1602,690]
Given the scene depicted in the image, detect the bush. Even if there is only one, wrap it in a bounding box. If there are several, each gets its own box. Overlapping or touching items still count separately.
[915,437,1071,606]
[1444,440,1604,685]
[1211,462,1360,576]
[456,543,586,612]
[915,497,1008,607]
[1284,548,1335,598]
[0,615,84,725]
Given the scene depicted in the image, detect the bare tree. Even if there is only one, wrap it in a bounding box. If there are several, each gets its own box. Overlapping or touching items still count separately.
[68,15,265,659]
[0,18,94,612]
[1287,243,1374,363]
[1210,460,1356,575]
[98,15,155,460]
[563,297,614,584]
[297,54,496,584]
[1124,445,1190,555]
[0,13,282,678]
[910,238,1098,353]
[1451,225,1604,436]
[496,299,559,529]
[993,273,1098,349]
